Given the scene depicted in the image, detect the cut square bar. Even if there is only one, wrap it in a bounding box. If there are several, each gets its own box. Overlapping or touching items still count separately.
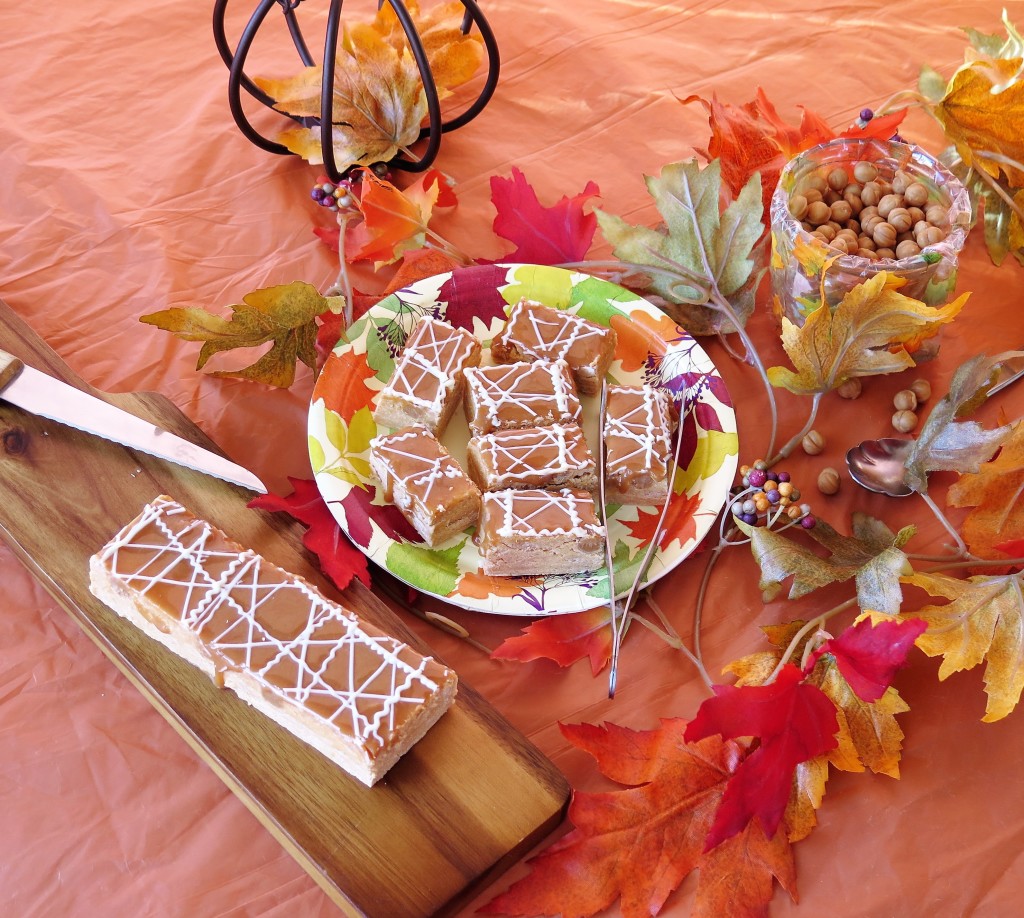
[603,384,677,505]
[372,316,481,436]
[369,425,482,546]
[491,298,617,396]
[88,496,458,786]
[476,488,606,577]
[463,359,582,437]
[466,423,597,492]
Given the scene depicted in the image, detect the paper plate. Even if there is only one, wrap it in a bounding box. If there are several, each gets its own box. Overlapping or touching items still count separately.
[308,263,738,616]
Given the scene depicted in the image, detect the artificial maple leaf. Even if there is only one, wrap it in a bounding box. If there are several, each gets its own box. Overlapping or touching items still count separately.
[595,158,764,336]
[743,512,914,613]
[482,720,796,918]
[685,664,838,849]
[248,476,370,590]
[945,420,1024,559]
[141,282,336,388]
[782,757,828,843]
[487,166,600,264]
[904,570,1024,722]
[490,607,613,675]
[903,352,1017,494]
[767,272,968,395]
[346,168,458,267]
[807,616,927,703]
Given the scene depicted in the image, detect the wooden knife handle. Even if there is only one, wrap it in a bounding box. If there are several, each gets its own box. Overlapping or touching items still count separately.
[0,348,25,393]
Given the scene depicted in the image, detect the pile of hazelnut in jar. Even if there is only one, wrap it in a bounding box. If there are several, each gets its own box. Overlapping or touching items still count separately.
[788,161,950,261]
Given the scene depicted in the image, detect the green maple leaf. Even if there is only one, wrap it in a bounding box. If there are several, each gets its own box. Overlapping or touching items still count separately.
[903,352,1018,493]
[141,282,338,388]
[742,512,914,613]
[904,571,1024,722]
[594,158,763,336]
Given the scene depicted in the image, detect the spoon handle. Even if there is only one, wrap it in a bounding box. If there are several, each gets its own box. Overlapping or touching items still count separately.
[990,355,1024,396]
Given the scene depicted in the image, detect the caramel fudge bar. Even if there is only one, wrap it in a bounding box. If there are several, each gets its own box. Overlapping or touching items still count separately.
[466,423,597,493]
[463,359,582,437]
[369,425,481,546]
[373,315,481,436]
[491,298,617,396]
[476,488,606,577]
[88,496,457,787]
[603,384,677,505]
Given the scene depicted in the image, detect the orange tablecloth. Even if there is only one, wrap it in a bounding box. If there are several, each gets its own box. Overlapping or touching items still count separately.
[3,1,1023,915]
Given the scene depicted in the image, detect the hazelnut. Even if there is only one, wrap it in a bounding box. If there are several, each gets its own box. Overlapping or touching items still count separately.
[802,429,826,455]
[888,207,913,233]
[824,189,842,205]
[861,214,884,236]
[830,200,853,223]
[904,182,930,207]
[806,175,829,194]
[856,247,879,260]
[853,161,878,183]
[895,239,922,259]
[892,169,914,195]
[816,223,838,241]
[907,206,926,224]
[877,194,904,218]
[925,204,948,225]
[910,379,932,403]
[817,467,841,495]
[872,221,898,249]
[804,188,825,205]
[893,389,918,411]
[860,205,880,221]
[861,181,882,206]
[789,194,809,220]
[830,236,852,255]
[876,247,896,260]
[919,225,945,247]
[837,378,863,399]
[807,200,832,225]
[892,409,918,433]
[827,167,850,191]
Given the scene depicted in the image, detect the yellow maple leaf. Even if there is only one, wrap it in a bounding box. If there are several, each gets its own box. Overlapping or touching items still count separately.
[947,421,1024,559]
[783,757,828,843]
[934,57,1024,186]
[767,272,969,395]
[904,571,1024,722]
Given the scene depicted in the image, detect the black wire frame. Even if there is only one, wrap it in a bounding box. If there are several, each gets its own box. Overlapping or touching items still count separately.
[211,0,500,181]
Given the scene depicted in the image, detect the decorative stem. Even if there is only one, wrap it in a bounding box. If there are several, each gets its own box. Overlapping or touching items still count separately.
[323,210,354,327]
[918,490,971,557]
[766,391,823,466]
[973,163,1024,223]
[630,614,714,692]
[873,91,928,116]
[768,597,858,682]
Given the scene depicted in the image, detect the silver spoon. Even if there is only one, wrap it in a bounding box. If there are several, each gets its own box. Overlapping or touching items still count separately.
[847,360,1024,498]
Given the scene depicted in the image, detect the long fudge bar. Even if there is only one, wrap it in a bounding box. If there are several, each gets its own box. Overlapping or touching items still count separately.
[476,488,606,576]
[373,315,481,436]
[463,359,582,437]
[491,298,617,396]
[603,384,676,505]
[369,425,482,546]
[88,496,457,786]
[466,423,597,492]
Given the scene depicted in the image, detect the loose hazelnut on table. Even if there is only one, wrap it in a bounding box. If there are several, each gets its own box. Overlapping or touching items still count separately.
[802,429,825,455]
[893,389,918,412]
[910,379,932,403]
[892,409,918,433]
[837,378,862,399]
[817,467,841,495]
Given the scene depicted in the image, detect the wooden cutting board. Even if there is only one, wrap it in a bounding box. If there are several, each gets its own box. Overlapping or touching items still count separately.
[0,299,569,917]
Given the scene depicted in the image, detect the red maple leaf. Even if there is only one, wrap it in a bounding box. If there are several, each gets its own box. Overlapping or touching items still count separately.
[684,664,838,850]
[248,477,370,590]
[807,616,927,703]
[488,166,600,264]
[491,607,613,675]
[482,719,796,918]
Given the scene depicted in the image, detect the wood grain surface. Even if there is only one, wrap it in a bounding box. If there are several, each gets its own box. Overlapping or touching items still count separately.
[0,299,569,918]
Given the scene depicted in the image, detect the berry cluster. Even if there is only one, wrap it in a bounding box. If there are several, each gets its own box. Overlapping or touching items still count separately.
[732,460,816,529]
[855,107,904,144]
[310,174,357,212]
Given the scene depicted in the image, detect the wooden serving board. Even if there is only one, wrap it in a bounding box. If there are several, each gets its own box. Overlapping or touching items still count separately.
[0,299,569,917]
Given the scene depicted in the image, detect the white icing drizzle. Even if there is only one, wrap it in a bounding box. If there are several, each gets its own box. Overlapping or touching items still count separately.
[370,427,466,506]
[465,359,580,428]
[379,316,476,415]
[100,496,443,751]
[503,299,609,362]
[474,423,590,486]
[486,488,605,539]
[604,385,672,477]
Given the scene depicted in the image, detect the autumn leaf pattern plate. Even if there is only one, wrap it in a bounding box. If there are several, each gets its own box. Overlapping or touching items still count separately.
[308,263,738,615]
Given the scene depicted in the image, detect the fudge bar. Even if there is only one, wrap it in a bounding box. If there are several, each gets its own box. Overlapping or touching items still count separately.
[476,488,606,577]
[466,423,597,492]
[369,425,481,546]
[88,496,458,787]
[491,298,617,396]
[603,384,677,505]
[463,359,582,436]
[372,315,481,436]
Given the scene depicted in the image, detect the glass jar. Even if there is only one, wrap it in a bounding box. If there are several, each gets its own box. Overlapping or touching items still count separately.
[769,138,971,326]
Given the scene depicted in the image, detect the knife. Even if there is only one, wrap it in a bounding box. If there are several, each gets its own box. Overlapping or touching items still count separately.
[0,348,267,493]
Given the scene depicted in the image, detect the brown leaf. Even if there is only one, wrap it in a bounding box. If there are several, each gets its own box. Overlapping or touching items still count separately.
[767,272,968,395]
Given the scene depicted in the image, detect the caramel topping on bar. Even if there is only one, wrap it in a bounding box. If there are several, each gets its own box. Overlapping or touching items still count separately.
[96,497,448,756]
[465,359,581,432]
[605,385,674,485]
[482,488,605,541]
[497,298,612,366]
[381,316,478,417]
[371,426,477,514]
[471,423,593,488]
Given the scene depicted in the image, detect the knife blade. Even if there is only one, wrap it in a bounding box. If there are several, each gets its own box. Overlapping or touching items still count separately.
[0,348,267,493]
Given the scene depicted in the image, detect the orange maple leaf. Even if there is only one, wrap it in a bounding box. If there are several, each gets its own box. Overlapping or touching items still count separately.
[482,720,796,918]
[608,310,672,372]
[313,347,379,418]
[622,490,700,549]
[491,607,612,675]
